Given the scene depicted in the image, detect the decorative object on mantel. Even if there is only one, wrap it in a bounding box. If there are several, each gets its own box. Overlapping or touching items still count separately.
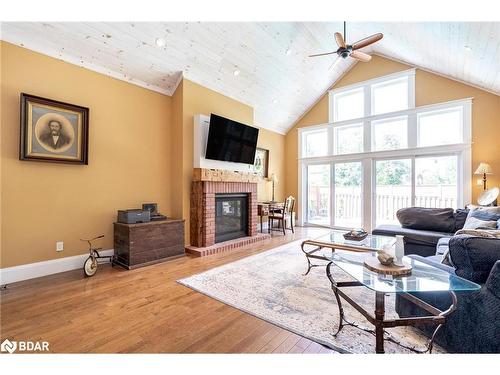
[192,168,260,183]
[268,173,279,202]
[343,228,368,241]
[474,162,493,190]
[19,93,89,164]
[477,187,499,206]
[364,256,412,276]
[253,148,269,178]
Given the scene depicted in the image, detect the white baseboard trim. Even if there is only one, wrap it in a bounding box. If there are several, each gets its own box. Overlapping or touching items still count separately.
[0,249,114,285]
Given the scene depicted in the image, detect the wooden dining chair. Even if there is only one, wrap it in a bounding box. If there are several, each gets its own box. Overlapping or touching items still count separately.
[268,196,295,235]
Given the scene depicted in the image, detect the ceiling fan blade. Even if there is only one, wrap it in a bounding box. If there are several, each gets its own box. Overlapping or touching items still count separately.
[334,32,346,48]
[350,50,372,62]
[352,33,383,50]
[308,51,337,58]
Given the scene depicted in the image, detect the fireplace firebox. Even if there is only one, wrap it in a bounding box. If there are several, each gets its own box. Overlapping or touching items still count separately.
[215,194,248,243]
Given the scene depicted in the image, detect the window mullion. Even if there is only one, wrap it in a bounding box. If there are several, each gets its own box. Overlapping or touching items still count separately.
[408,113,418,149]
[327,126,334,156]
[363,120,371,153]
[330,162,335,228]
[411,157,416,207]
[364,84,371,117]
[362,158,372,231]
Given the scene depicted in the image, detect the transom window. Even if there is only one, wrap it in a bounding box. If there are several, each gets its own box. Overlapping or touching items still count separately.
[299,69,472,231]
[332,87,364,122]
[371,76,409,115]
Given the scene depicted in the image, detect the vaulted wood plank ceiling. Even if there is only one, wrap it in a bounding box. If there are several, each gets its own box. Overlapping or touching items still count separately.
[1,22,499,134]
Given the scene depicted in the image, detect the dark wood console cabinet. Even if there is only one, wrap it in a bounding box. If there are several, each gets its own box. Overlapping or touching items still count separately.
[114,219,185,269]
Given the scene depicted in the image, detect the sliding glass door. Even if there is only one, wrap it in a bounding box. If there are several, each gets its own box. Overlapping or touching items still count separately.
[306,164,331,226]
[334,162,362,228]
[305,154,460,229]
[415,155,458,208]
[375,159,412,225]
[306,162,363,228]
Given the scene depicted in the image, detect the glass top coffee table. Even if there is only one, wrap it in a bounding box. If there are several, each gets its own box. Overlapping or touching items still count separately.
[300,231,481,353]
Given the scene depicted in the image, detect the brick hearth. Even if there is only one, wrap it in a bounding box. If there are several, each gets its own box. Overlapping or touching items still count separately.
[190,180,260,250]
[185,233,270,257]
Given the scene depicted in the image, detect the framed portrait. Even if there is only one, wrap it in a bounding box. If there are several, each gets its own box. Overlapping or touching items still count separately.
[253,147,269,178]
[20,93,89,164]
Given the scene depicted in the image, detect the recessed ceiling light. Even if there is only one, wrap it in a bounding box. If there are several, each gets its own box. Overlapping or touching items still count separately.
[233,69,240,76]
[464,45,473,52]
[155,38,166,47]
[272,98,278,104]
[285,48,292,56]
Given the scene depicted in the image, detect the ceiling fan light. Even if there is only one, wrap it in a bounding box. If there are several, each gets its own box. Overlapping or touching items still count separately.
[155,38,166,47]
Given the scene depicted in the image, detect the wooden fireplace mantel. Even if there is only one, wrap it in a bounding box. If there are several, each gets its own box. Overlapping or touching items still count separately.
[192,168,260,183]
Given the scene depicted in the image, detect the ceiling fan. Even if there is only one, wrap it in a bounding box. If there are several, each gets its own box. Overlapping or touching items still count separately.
[309,22,383,62]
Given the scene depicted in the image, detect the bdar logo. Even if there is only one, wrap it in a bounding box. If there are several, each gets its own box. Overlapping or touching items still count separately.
[1,339,17,354]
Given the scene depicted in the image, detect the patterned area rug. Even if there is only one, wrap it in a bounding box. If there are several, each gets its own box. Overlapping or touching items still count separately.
[178,239,444,353]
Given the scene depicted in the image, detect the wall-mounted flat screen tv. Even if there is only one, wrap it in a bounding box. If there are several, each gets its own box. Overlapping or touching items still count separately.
[205,113,259,165]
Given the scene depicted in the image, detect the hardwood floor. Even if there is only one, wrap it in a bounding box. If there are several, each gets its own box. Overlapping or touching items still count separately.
[0,226,336,353]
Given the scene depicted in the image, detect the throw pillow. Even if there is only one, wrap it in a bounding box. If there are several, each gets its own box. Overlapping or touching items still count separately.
[397,207,455,232]
[462,206,500,230]
[453,208,469,231]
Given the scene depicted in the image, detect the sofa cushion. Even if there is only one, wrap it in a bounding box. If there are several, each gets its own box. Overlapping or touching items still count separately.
[436,237,451,255]
[463,206,500,230]
[373,224,452,246]
[449,235,500,284]
[453,208,469,231]
[397,207,455,233]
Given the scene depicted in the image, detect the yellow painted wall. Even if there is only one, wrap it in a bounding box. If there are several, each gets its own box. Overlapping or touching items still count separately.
[170,79,184,220]
[172,79,286,245]
[1,43,287,266]
[1,41,172,268]
[256,128,285,203]
[285,55,500,220]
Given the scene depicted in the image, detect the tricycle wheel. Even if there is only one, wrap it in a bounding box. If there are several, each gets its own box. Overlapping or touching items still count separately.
[83,256,97,277]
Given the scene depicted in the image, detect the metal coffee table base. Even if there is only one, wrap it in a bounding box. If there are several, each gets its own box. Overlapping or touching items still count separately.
[300,240,369,276]
[326,262,458,354]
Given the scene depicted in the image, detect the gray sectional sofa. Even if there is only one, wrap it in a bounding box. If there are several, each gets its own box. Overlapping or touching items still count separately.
[396,235,500,353]
[372,207,469,257]
[372,206,500,353]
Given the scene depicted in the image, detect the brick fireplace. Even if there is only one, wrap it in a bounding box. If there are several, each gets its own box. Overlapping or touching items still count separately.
[186,168,270,256]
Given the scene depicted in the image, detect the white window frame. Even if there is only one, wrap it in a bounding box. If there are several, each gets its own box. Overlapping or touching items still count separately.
[370,75,412,116]
[371,115,409,152]
[332,87,365,122]
[333,122,364,155]
[329,68,416,123]
[298,69,472,231]
[417,105,465,147]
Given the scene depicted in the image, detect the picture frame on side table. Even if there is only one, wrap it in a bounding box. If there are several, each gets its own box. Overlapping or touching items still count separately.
[253,147,269,178]
[20,93,89,164]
